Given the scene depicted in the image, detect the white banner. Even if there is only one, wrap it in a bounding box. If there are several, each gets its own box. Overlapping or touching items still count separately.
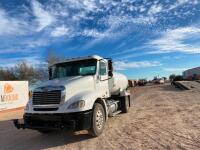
[0,81,28,112]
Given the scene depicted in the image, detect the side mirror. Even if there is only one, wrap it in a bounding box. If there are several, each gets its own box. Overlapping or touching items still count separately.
[108,70,113,77]
[108,59,113,77]
[49,68,52,80]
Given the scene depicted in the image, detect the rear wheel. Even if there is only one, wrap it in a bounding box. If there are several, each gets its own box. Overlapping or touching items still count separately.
[89,103,106,137]
[121,96,130,113]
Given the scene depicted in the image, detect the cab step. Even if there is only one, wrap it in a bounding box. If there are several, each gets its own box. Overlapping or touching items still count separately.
[111,110,122,117]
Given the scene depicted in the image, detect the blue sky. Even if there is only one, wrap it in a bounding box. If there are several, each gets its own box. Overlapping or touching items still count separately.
[0,0,200,79]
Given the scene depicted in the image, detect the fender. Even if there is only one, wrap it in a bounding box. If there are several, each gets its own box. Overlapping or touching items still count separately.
[67,90,108,116]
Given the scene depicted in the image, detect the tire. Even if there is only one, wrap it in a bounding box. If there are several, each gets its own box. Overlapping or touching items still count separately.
[89,103,106,137]
[121,96,130,113]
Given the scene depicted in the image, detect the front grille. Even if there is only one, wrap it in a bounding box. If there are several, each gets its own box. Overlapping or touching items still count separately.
[33,90,61,105]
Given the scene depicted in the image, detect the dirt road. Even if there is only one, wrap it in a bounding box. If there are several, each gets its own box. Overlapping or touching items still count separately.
[0,84,200,150]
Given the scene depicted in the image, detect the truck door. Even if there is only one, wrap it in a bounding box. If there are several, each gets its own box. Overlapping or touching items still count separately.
[98,60,109,98]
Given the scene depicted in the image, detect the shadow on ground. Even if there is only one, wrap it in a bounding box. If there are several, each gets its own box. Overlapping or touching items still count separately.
[160,84,182,92]
[0,120,92,150]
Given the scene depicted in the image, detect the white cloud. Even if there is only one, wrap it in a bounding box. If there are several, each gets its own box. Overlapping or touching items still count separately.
[168,0,189,10]
[24,38,50,48]
[139,6,146,12]
[105,15,157,29]
[0,38,50,54]
[114,60,161,70]
[168,0,198,11]
[0,0,199,58]
[64,0,95,10]
[32,0,55,31]
[51,26,69,37]
[82,29,107,38]
[0,56,46,68]
[82,0,97,11]
[84,14,157,48]
[0,9,26,35]
[148,27,200,54]
[148,4,163,15]
[162,56,182,60]
[163,67,188,72]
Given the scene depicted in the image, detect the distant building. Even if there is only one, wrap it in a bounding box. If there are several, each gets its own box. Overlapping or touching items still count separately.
[183,67,200,80]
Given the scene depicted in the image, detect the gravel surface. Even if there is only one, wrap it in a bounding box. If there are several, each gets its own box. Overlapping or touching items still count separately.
[0,84,200,150]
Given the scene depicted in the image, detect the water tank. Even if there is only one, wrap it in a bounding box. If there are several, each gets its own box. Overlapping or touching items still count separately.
[110,72,128,95]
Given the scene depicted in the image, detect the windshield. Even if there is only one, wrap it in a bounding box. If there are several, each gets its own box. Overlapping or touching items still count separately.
[52,59,97,79]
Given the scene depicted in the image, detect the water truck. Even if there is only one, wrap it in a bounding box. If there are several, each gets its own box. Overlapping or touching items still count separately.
[14,55,130,137]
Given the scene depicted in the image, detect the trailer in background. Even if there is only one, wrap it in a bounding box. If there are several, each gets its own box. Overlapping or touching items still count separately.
[128,80,138,87]
[0,81,28,112]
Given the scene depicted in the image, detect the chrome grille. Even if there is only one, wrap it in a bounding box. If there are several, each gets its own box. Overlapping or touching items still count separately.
[33,90,61,105]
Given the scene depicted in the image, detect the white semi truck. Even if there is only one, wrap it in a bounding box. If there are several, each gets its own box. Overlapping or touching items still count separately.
[14,55,130,136]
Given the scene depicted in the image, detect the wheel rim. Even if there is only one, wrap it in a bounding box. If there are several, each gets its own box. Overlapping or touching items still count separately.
[95,109,104,130]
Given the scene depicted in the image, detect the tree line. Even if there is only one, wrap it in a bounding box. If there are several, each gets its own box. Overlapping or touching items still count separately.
[0,51,63,83]
[0,62,47,83]
[0,51,184,83]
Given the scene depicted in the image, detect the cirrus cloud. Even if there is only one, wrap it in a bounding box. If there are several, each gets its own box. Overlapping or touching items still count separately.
[114,60,162,70]
[148,27,200,54]
[50,26,69,37]
[31,0,55,31]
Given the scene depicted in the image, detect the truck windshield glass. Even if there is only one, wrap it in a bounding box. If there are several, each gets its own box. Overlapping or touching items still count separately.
[52,59,97,78]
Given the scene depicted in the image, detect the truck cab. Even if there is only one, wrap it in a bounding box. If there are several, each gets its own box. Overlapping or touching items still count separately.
[14,55,130,136]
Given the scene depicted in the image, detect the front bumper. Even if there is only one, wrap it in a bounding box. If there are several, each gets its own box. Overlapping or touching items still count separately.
[13,110,92,131]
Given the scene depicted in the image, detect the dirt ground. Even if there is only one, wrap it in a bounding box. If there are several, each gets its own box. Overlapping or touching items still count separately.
[0,84,200,150]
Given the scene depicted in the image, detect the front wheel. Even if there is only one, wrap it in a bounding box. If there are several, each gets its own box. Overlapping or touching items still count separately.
[89,103,106,137]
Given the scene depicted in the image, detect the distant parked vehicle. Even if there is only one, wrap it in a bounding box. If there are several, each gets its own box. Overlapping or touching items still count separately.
[128,80,137,87]
[159,79,165,84]
[152,77,165,84]
[138,79,147,86]
[128,80,134,87]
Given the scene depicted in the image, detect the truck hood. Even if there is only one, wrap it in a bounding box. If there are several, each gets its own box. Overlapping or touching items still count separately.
[36,76,94,88]
[34,76,95,103]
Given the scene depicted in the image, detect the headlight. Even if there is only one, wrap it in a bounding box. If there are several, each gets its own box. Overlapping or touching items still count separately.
[68,100,85,109]
[61,90,66,101]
